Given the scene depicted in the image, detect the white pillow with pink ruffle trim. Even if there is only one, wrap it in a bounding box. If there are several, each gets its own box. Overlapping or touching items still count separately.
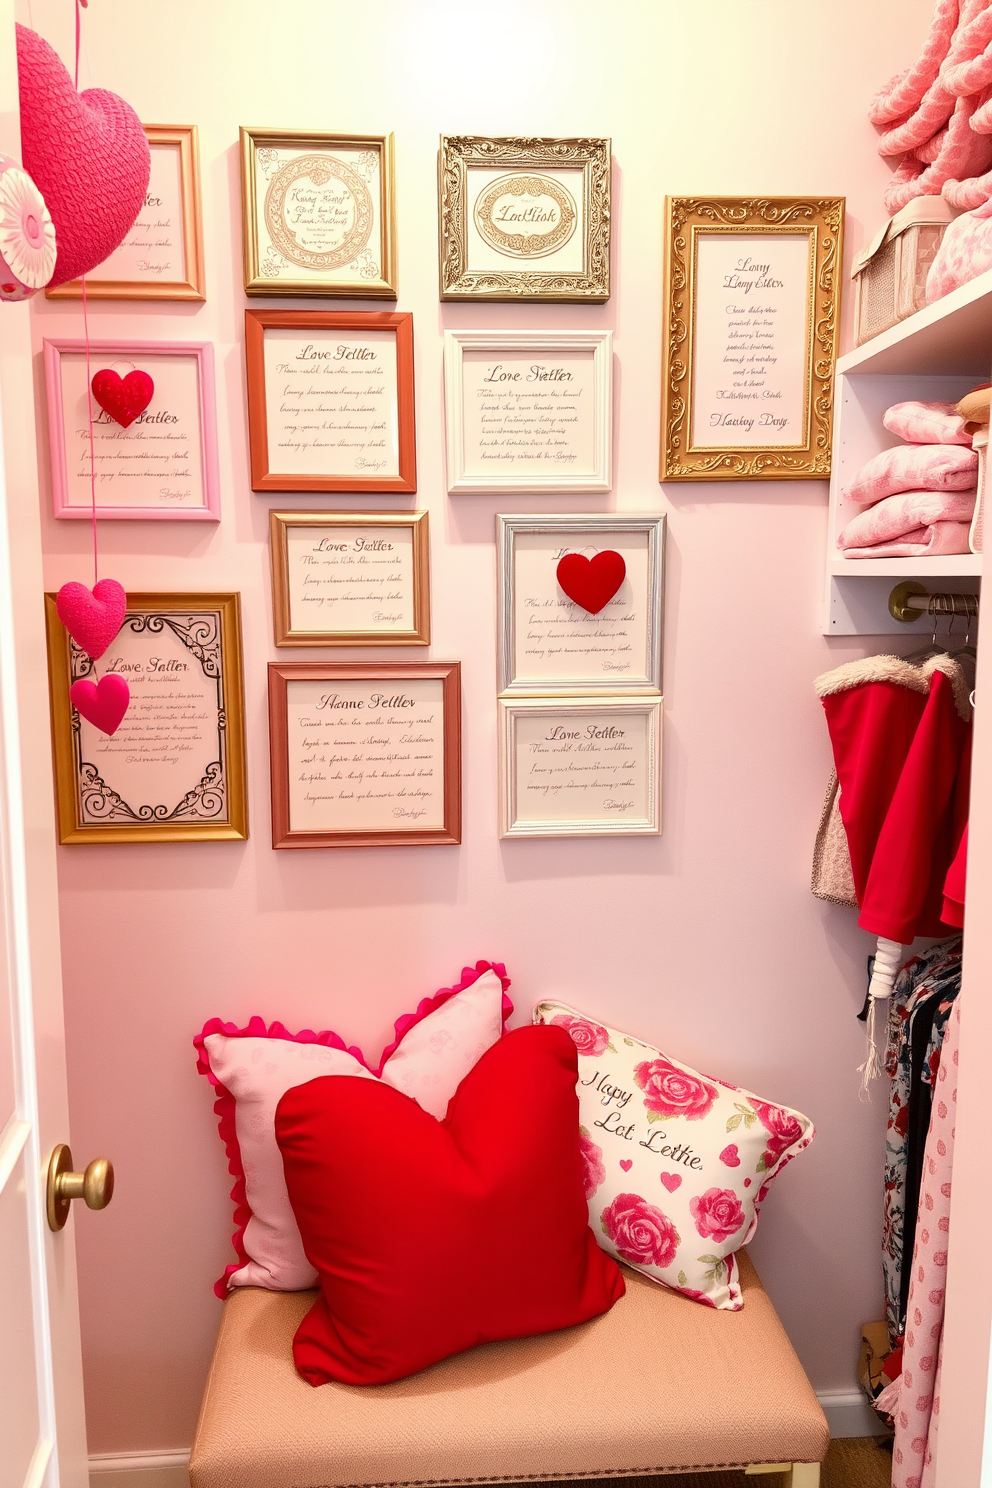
[533,1001,814,1310]
[196,962,511,1296]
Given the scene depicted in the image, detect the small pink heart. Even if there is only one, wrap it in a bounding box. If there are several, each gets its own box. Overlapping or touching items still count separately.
[56,578,126,660]
[69,673,130,735]
[619,1159,633,1172]
[660,1172,682,1193]
[719,1144,741,1167]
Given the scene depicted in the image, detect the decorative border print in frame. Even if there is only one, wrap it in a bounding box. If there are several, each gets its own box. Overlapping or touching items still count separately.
[241,129,396,298]
[660,196,844,480]
[439,136,611,301]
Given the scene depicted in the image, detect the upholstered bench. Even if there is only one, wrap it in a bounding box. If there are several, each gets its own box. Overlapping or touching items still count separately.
[189,1251,828,1488]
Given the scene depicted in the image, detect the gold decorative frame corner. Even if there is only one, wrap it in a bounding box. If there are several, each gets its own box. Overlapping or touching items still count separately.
[660,195,844,481]
[439,135,611,302]
[240,128,397,299]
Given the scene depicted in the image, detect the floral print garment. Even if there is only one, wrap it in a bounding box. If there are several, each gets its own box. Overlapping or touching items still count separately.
[883,939,962,1344]
[882,1001,960,1488]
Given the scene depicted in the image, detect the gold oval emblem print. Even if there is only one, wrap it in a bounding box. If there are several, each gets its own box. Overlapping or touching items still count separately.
[473,173,577,259]
[264,153,374,271]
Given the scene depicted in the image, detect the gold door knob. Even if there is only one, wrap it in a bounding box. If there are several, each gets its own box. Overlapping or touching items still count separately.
[46,1143,115,1232]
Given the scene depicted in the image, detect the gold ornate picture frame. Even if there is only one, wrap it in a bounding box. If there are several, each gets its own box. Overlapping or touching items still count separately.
[439,136,611,301]
[45,592,248,844]
[240,129,396,298]
[660,196,844,481]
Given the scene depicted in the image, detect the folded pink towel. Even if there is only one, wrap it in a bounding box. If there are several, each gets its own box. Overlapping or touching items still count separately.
[841,521,973,558]
[838,487,976,549]
[882,400,972,445]
[842,443,977,506]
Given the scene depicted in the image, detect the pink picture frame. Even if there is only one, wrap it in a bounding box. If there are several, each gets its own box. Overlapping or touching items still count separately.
[43,339,220,521]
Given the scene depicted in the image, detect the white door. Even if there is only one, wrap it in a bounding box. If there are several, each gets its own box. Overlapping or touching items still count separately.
[0,2,92,1482]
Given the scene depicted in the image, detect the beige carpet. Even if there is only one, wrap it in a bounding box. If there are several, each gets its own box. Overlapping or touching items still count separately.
[535,1438,894,1488]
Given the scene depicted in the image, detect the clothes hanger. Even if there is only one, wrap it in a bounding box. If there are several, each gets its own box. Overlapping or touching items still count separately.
[902,594,949,664]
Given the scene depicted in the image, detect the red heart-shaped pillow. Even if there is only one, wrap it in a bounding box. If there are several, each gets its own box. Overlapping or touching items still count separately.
[92,369,154,428]
[557,550,627,614]
[276,1026,624,1386]
[16,24,150,287]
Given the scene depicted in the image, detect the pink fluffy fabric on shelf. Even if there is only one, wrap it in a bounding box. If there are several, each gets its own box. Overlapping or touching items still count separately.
[842,443,977,506]
[842,522,973,558]
[838,488,976,551]
[926,192,992,296]
[882,400,972,444]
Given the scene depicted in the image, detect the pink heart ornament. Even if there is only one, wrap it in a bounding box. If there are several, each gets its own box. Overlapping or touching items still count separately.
[719,1144,741,1167]
[56,579,126,660]
[69,673,129,736]
[660,1172,682,1193]
[619,1158,633,1172]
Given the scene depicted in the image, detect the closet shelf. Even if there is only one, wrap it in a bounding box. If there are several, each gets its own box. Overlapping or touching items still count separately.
[827,555,983,578]
[837,267,992,377]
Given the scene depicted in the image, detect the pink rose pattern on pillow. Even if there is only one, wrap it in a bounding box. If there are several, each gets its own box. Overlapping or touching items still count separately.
[534,999,814,1310]
[550,1013,612,1057]
[634,1057,719,1121]
[601,1192,681,1269]
[689,1187,746,1243]
[579,1127,606,1199]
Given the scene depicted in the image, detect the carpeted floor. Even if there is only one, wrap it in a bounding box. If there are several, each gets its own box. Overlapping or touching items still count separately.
[536,1437,894,1488]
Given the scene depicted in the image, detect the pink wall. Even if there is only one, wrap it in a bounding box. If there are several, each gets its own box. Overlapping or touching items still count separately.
[27,0,938,1453]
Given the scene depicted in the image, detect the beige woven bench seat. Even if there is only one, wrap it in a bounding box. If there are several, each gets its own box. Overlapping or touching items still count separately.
[189,1251,828,1488]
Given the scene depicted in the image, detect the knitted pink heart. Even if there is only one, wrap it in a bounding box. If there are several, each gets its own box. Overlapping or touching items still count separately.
[15,24,150,287]
[660,1172,682,1193]
[69,674,129,736]
[619,1159,633,1172]
[719,1144,741,1167]
[56,579,126,660]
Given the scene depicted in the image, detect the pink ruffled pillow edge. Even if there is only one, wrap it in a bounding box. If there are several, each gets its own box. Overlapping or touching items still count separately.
[194,960,512,1299]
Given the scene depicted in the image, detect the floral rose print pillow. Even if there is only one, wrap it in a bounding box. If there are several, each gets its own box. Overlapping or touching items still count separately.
[534,1001,814,1310]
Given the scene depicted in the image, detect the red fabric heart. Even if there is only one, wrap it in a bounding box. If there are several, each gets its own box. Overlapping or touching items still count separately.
[69,673,129,736]
[719,1144,741,1167]
[660,1171,682,1193]
[91,369,154,428]
[15,25,150,287]
[275,1026,625,1386]
[56,579,127,660]
[556,551,626,614]
[619,1158,633,1172]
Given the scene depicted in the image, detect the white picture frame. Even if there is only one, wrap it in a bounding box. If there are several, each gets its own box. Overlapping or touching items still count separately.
[445,330,612,494]
[499,695,662,838]
[497,513,665,695]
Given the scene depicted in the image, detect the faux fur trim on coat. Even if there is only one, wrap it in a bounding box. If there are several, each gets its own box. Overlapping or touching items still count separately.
[814,651,975,722]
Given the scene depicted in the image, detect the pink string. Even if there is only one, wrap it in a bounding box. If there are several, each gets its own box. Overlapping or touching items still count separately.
[74,0,97,588]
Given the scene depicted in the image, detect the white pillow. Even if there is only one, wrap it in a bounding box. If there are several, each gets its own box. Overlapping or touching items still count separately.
[534,1001,814,1310]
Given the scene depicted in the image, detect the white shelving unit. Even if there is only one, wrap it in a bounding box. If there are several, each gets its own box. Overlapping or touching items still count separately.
[825,269,989,635]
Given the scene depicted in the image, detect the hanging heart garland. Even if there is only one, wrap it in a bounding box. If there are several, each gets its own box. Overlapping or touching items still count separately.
[56,578,126,659]
[69,673,129,736]
[556,550,626,614]
[91,367,154,428]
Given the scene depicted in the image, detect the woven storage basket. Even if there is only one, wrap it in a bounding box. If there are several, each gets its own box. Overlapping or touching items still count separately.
[853,196,956,346]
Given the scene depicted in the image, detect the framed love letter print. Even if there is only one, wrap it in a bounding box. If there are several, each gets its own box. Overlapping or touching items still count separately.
[497,514,665,696]
[241,129,396,298]
[444,331,612,494]
[269,510,430,646]
[43,339,220,520]
[47,125,205,301]
[245,310,416,493]
[45,592,248,844]
[268,662,461,848]
[661,196,844,480]
[439,136,611,301]
[498,695,662,838]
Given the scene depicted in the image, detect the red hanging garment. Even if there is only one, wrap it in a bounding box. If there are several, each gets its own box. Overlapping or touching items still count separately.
[816,653,973,942]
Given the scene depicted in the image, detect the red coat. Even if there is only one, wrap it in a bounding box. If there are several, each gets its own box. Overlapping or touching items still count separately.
[817,654,973,944]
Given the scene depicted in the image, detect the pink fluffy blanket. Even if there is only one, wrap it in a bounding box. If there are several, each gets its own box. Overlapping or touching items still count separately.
[841,522,973,558]
[838,487,976,549]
